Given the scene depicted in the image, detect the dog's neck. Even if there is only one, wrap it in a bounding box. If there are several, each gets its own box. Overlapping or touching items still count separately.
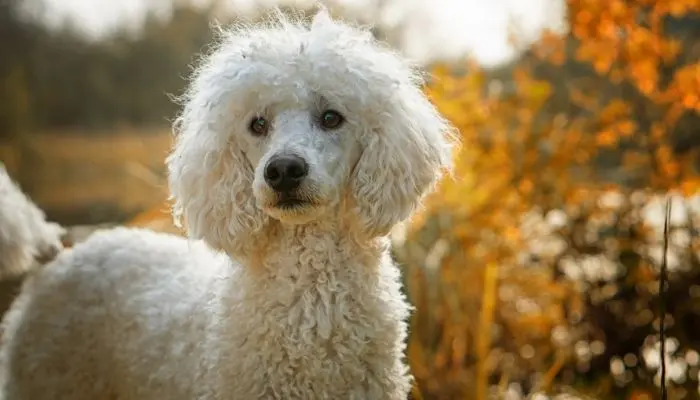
[242,220,392,280]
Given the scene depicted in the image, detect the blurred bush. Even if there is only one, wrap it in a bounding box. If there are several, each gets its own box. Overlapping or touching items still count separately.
[397,0,700,398]
[398,192,700,399]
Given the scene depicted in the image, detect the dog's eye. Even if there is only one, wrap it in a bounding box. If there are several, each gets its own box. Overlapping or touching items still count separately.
[249,117,269,136]
[320,110,344,130]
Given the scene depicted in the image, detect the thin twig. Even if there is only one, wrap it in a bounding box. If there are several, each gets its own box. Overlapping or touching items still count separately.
[476,261,499,400]
[536,351,569,393]
[659,197,671,400]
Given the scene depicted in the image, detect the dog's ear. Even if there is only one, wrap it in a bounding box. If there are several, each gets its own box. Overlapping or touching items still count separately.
[351,86,455,238]
[168,113,269,257]
[311,7,333,29]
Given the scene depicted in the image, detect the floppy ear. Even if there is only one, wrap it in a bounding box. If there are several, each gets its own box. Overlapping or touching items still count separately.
[351,86,455,237]
[167,91,269,257]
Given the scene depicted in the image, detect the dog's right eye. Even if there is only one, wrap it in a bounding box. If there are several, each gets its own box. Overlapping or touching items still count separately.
[319,110,344,130]
[249,117,269,136]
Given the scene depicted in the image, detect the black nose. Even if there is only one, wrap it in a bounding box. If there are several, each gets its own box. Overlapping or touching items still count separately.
[264,155,308,192]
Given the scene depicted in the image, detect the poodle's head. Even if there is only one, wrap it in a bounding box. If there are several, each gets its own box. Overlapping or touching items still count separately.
[168,10,455,256]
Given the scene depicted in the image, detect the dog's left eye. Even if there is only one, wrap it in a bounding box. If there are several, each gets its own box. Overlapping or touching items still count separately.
[320,110,344,130]
[249,117,269,136]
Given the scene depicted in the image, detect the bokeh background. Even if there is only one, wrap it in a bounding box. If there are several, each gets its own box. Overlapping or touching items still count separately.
[1,0,700,398]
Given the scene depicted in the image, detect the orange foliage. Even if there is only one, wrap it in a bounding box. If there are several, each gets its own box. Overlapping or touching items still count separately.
[402,0,700,398]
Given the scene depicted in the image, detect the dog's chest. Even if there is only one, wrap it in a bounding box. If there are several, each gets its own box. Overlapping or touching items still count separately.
[222,272,395,399]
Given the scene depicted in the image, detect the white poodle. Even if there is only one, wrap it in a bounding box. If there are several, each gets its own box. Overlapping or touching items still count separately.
[0,164,65,279]
[0,10,454,400]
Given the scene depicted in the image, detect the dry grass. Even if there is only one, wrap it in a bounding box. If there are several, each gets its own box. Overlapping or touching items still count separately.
[1,128,172,222]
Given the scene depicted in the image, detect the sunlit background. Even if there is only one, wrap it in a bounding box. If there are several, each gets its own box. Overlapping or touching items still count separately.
[1,0,699,398]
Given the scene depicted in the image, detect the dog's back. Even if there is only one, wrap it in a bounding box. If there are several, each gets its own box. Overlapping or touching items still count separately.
[0,228,228,399]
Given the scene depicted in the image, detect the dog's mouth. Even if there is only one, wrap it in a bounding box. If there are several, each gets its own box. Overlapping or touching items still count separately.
[261,192,325,224]
[272,194,316,210]
[276,197,307,209]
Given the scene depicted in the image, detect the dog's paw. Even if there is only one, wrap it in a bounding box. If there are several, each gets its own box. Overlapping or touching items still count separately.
[34,222,66,264]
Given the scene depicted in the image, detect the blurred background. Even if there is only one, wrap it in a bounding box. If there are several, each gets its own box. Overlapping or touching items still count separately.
[1,0,700,398]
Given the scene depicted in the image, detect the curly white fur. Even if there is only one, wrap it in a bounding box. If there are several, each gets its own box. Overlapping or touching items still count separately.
[0,10,455,400]
[0,164,64,279]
